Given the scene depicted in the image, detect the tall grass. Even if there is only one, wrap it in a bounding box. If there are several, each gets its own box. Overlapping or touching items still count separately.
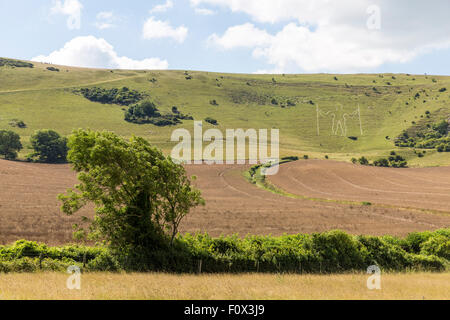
[0,272,449,300]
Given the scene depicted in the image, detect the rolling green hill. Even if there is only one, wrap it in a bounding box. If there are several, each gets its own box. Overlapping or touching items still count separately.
[1,58,449,167]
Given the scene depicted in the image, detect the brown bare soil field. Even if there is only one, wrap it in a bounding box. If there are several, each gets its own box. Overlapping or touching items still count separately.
[0,159,449,245]
[268,160,450,212]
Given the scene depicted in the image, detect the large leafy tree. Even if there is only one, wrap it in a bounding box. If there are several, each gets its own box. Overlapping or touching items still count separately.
[59,129,204,257]
[30,129,68,163]
[0,130,22,160]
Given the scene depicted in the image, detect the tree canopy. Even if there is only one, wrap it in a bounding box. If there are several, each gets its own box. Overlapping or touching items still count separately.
[30,129,68,163]
[0,130,22,160]
[59,129,204,260]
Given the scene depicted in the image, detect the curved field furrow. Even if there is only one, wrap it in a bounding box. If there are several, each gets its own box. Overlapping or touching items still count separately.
[334,163,450,192]
[281,171,448,211]
[1,159,449,245]
[268,160,450,212]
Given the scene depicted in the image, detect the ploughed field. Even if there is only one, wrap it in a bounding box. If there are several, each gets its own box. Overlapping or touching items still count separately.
[0,159,449,245]
[268,160,450,212]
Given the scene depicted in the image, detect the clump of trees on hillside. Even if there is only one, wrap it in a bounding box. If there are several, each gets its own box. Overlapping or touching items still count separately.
[79,87,143,106]
[351,152,408,168]
[0,58,33,68]
[0,130,22,160]
[396,119,450,152]
[28,130,68,163]
[124,101,193,126]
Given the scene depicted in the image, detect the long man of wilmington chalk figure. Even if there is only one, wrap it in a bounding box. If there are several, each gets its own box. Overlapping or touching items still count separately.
[316,103,364,136]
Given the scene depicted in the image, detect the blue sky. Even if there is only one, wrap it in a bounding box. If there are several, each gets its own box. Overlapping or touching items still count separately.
[1,0,450,74]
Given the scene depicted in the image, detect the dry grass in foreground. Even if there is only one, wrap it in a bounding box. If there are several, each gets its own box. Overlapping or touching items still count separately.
[0,272,448,300]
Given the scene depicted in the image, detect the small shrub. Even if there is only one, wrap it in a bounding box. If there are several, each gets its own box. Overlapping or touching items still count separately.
[358,156,369,165]
[205,117,218,125]
[9,119,26,128]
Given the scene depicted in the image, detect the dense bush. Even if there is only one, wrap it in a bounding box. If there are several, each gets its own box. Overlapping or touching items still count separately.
[29,129,68,163]
[79,87,143,106]
[353,152,407,168]
[373,152,407,168]
[124,100,193,126]
[287,100,296,106]
[205,117,218,125]
[46,67,59,72]
[396,119,449,152]
[0,58,33,68]
[357,156,369,165]
[1,229,448,273]
[0,130,22,160]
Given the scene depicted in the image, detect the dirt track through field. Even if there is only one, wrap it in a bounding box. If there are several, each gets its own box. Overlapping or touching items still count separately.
[0,159,449,245]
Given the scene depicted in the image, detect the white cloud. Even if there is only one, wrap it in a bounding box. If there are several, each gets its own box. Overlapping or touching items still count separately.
[95,11,117,30]
[95,22,114,30]
[142,17,188,43]
[208,23,271,49]
[190,0,367,24]
[197,0,450,72]
[31,36,169,70]
[150,0,174,13]
[195,8,216,15]
[51,0,83,30]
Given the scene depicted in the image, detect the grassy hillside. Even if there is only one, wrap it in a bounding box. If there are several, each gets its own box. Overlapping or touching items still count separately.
[1,58,449,166]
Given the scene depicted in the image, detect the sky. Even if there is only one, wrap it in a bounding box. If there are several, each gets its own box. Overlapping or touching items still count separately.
[1,0,450,74]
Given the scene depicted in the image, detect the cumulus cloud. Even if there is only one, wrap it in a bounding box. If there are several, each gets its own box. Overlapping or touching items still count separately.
[142,17,188,43]
[51,0,83,30]
[208,23,271,49]
[197,0,450,72]
[191,0,370,24]
[31,36,169,70]
[95,11,117,30]
[150,0,174,13]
